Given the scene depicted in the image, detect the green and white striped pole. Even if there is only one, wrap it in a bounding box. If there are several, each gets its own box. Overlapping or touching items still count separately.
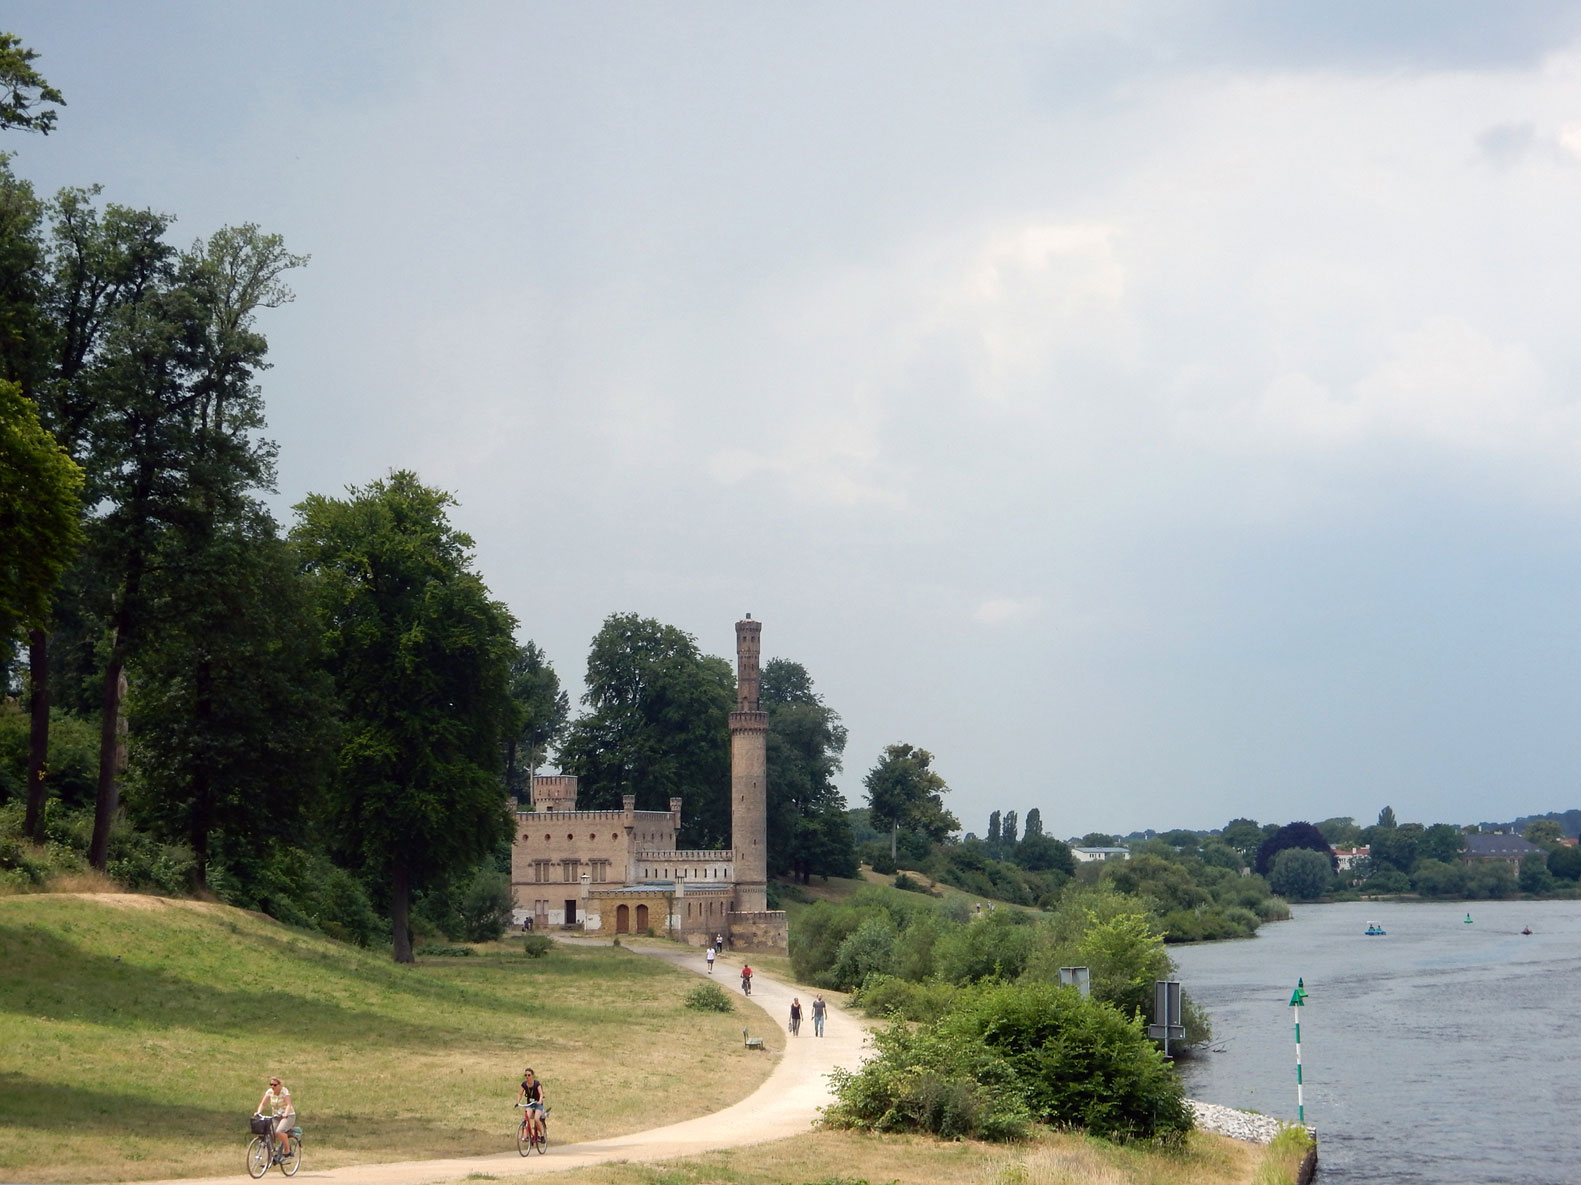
[1289,977,1309,1125]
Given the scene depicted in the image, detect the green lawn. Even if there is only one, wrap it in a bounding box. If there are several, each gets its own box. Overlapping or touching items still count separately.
[0,893,780,1183]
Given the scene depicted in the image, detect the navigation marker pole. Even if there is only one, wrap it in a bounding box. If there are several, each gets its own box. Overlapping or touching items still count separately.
[1289,977,1309,1125]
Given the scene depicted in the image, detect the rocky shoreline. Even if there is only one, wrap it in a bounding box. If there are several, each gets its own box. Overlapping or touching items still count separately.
[1187,1099,1306,1145]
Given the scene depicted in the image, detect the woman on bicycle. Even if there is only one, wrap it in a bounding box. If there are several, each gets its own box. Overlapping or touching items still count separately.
[516,1068,546,1142]
[256,1076,295,1162]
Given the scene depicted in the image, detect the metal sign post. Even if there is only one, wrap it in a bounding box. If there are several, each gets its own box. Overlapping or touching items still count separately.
[1058,966,1091,997]
[1289,977,1308,1125]
[1147,979,1185,1057]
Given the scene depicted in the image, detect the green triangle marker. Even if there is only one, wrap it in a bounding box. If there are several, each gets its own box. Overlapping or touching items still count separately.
[1289,982,1308,1006]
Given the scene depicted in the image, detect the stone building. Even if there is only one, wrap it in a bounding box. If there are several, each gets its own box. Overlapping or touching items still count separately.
[509,616,789,952]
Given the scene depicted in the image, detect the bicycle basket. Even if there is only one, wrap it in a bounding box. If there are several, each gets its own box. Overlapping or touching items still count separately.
[250,1115,273,1135]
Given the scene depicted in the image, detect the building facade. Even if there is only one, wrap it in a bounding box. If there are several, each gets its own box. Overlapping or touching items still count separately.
[509,616,788,951]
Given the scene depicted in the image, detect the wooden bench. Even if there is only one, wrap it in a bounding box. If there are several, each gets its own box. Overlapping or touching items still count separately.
[743,1027,764,1050]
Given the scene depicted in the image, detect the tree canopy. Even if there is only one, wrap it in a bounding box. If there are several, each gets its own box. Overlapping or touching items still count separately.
[557,613,734,847]
[864,742,959,859]
[1254,820,1335,876]
[761,656,855,882]
[292,471,518,963]
[0,34,63,135]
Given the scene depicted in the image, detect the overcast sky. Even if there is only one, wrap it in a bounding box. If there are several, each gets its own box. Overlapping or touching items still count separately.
[12,3,1581,839]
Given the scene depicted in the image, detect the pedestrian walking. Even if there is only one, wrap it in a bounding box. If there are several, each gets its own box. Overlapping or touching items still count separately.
[705,945,715,973]
[789,997,802,1036]
[811,994,826,1036]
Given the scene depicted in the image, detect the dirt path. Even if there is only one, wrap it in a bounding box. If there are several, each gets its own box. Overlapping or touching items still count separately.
[136,944,869,1185]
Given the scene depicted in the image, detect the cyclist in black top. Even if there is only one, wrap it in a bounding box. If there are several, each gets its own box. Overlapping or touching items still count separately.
[516,1069,546,1143]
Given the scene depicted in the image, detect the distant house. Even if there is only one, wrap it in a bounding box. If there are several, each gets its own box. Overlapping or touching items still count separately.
[1071,846,1131,863]
[1463,832,1541,872]
[1332,845,1370,871]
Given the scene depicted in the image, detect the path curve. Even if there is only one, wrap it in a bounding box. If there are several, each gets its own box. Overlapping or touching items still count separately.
[135,945,870,1185]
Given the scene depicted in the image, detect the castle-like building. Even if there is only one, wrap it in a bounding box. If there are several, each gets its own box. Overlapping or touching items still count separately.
[509,616,789,951]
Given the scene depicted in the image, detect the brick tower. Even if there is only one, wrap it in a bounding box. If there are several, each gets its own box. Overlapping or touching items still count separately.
[729,615,769,912]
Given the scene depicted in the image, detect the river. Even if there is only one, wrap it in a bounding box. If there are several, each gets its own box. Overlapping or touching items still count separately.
[1170,899,1581,1184]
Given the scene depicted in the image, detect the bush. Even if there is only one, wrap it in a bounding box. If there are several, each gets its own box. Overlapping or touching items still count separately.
[522,933,553,958]
[456,864,514,942]
[106,828,196,895]
[684,981,734,1012]
[830,914,898,991]
[825,1018,1033,1141]
[416,943,475,957]
[867,847,898,875]
[944,981,1193,1144]
[854,973,958,1023]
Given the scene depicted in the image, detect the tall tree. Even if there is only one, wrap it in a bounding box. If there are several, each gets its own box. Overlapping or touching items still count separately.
[863,743,959,860]
[1254,821,1336,877]
[0,33,63,134]
[292,471,518,963]
[986,810,1002,850]
[79,222,304,868]
[125,506,332,888]
[1002,809,1019,848]
[1024,807,1043,839]
[557,613,734,847]
[761,657,855,883]
[0,161,177,845]
[0,379,81,838]
[502,639,568,799]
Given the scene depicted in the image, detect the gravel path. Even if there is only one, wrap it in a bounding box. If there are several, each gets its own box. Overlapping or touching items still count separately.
[133,943,869,1185]
[130,941,1284,1185]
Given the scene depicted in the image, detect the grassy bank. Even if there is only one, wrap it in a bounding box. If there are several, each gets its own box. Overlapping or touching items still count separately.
[432,1126,1308,1185]
[0,893,782,1183]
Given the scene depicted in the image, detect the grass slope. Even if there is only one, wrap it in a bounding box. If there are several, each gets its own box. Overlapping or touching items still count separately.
[428,1126,1304,1185]
[0,894,780,1183]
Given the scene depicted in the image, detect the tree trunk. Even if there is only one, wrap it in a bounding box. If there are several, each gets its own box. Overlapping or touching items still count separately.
[24,629,51,844]
[891,820,898,861]
[391,862,414,964]
[88,647,126,870]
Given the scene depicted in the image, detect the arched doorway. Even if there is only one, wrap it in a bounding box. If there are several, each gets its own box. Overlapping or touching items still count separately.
[635,903,649,931]
[615,904,629,933]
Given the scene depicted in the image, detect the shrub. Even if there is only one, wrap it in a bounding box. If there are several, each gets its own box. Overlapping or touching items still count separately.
[830,914,898,991]
[416,943,475,957]
[854,973,958,1023]
[684,981,734,1012]
[825,1018,1033,1141]
[945,981,1193,1143]
[522,933,553,958]
[868,848,898,875]
[456,864,514,942]
[105,828,196,895]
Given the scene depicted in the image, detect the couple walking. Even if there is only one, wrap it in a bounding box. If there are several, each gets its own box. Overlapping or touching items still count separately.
[788,994,827,1037]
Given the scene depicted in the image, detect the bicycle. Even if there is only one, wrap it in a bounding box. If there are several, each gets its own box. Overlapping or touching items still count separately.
[515,1101,549,1155]
[247,1114,301,1178]
[740,974,752,996]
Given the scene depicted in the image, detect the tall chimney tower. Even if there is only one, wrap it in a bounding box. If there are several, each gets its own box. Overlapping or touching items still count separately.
[729,615,768,912]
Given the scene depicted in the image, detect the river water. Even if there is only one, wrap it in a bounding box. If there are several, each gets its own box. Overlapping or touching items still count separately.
[1169,899,1581,1184]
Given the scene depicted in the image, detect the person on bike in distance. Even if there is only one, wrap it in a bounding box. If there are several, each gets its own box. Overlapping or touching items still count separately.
[739,963,752,994]
[517,1068,546,1142]
[256,1076,295,1162]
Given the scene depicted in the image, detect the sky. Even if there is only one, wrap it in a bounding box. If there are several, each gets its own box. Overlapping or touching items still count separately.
[10,2,1581,839]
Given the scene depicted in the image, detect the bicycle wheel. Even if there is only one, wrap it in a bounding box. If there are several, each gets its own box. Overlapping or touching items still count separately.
[281,1135,302,1176]
[517,1119,531,1156]
[247,1136,270,1179]
[535,1122,548,1154]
